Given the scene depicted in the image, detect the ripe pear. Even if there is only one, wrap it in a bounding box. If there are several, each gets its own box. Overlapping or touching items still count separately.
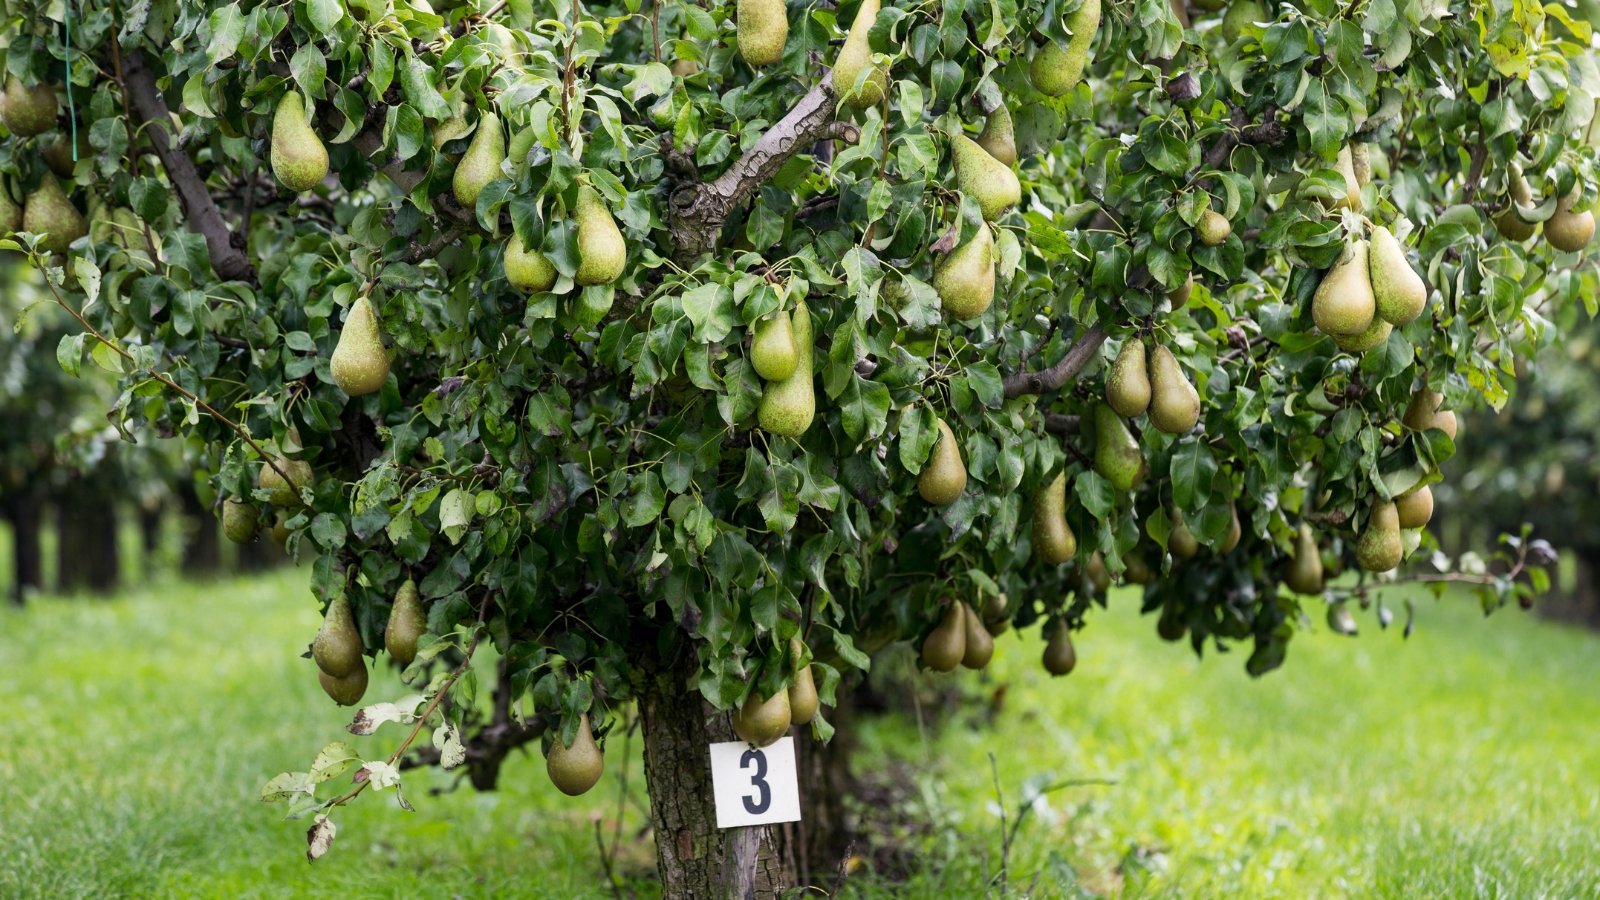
[312,594,365,679]
[1124,553,1154,584]
[1312,239,1376,337]
[330,297,390,396]
[505,232,557,293]
[1093,404,1146,491]
[737,0,788,66]
[933,220,996,319]
[318,663,369,706]
[43,130,90,178]
[918,418,967,505]
[1496,166,1538,241]
[1169,512,1199,559]
[960,602,994,669]
[751,309,800,381]
[22,174,87,254]
[1105,336,1151,418]
[452,111,505,208]
[1169,273,1194,310]
[1219,503,1242,553]
[1351,142,1371,186]
[976,105,1018,167]
[920,602,966,672]
[0,180,21,234]
[1396,485,1434,529]
[1032,472,1077,565]
[1147,345,1200,434]
[222,500,259,544]
[259,456,314,507]
[1086,551,1111,594]
[1369,225,1426,326]
[1041,622,1077,676]
[758,299,815,436]
[1545,189,1595,253]
[548,713,605,795]
[982,593,1010,635]
[1402,389,1458,440]
[269,510,292,548]
[1355,500,1403,572]
[831,0,887,109]
[1028,0,1101,97]
[788,640,819,725]
[1196,209,1231,246]
[952,134,1021,221]
[732,688,792,747]
[270,93,328,193]
[1332,316,1392,353]
[575,185,626,285]
[1283,523,1325,594]
[2,78,57,137]
[1156,604,1187,641]
[384,578,427,666]
[1331,145,1362,211]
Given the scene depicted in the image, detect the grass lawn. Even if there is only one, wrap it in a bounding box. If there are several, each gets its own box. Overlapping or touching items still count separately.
[3,568,1598,898]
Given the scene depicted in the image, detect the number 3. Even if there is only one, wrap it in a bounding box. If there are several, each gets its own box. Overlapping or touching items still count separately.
[739,748,771,814]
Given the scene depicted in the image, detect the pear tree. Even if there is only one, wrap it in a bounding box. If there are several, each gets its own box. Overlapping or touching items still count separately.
[1,0,1589,893]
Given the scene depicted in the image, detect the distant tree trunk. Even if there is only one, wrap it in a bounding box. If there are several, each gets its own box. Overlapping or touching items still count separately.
[139,502,164,557]
[179,485,220,574]
[54,483,120,594]
[238,534,279,571]
[4,491,44,605]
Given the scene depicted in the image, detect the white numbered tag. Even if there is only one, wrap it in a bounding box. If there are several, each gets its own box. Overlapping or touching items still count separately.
[708,737,802,829]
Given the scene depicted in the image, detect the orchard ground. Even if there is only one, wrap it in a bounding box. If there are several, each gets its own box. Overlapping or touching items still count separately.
[2,567,1597,898]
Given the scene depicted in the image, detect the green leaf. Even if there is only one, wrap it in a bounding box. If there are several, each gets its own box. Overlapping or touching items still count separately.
[206,4,246,64]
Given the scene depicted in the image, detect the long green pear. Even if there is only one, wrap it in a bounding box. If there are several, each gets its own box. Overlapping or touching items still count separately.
[952,134,1021,220]
[452,111,505,208]
[1147,344,1200,434]
[976,105,1018,167]
[1032,472,1077,564]
[318,663,368,706]
[1219,502,1242,553]
[384,578,427,666]
[787,639,819,725]
[271,93,329,193]
[737,0,788,66]
[831,0,887,109]
[1283,523,1324,594]
[751,309,799,381]
[1546,189,1595,253]
[574,185,626,285]
[259,456,314,506]
[1331,315,1391,353]
[1331,145,1362,211]
[0,180,23,234]
[1169,511,1199,559]
[312,594,364,679]
[1105,336,1150,417]
[1029,0,1101,97]
[732,688,791,746]
[330,297,390,396]
[1311,239,1375,337]
[1169,273,1194,310]
[917,417,967,505]
[758,299,815,436]
[43,131,89,178]
[1351,142,1371,186]
[1369,225,1426,325]
[1396,485,1434,529]
[547,713,605,795]
[960,602,994,669]
[920,603,966,672]
[1093,403,1145,491]
[1355,500,1403,572]
[1041,621,1076,676]
[505,232,557,292]
[222,500,259,544]
[933,220,996,319]
[22,174,87,254]
[2,78,57,136]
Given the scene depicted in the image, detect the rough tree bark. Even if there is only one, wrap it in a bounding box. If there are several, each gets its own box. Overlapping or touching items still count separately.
[4,491,44,605]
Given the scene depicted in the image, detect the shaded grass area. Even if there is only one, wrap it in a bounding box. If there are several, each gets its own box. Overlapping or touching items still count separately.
[3,569,1598,898]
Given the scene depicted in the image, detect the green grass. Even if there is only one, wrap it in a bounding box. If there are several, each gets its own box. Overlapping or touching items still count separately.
[3,570,1599,898]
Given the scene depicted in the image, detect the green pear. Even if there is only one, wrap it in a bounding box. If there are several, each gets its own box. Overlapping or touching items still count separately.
[976,104,1018,167]
[222,500,259,544]
[1326,601,1359,635]
[920,602,966,672]
[1169,273,1194,310]
[318,663,369,706]
[312,594,365,679]
[1169,511,1199,559]
[547,713,605,795]
[1028,0,1101,97]
[43,130,90,178]
[1331,315,1391,353]
[831,0,887,109]
[1355,500,1403,572]
[758,299,815,436]
[452,111,505,208]
[1093,404,1145,491]
[788,640,819,725]
[1312,239,1375,337]
[933,220,996,320]
[952,134,1021,220]
[1496,165,1538,241]
[1369,225,1426,325]
[259,456,314,507]
[1105,336,1151,418]
[1196,209,1231,246]
[1085,551,1111,594]
[1283,523,1324,594]
[2,78,57,137]
[1041,621,1076,676]
[1331,145,1362,211]
[330,297,390,397]
[1147,344,1200,434]
[1032,472,1077,565]
[737,0,788,66]
[1124,552,1154,584]
[505,232,557,292]
[0,179,21,234]
[732,688,791,747]
[1351,142,1371,186]
[1396,485,1434,529]
[751,309,800,381]
[271,93,329,193]
[1546,189,1595,253]
[1219,502,1242,553]
[960,602,994,669]
[384,578,427,666]
[917,417,967,505]
[575,185,626,285]
[22,174,87,254]
[1402,389,1458,440]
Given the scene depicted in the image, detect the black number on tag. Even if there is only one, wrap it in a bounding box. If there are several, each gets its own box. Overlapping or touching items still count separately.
[739,748,771,814]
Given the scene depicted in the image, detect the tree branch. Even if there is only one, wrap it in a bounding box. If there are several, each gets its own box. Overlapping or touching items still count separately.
[121,51,257,284]
[1003,324,1109,399]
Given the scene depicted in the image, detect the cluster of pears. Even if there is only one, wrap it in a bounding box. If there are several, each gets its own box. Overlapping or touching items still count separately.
[309,578,430,707]
[1105,336,1201,434]
[1350,388,1452,573]
[330,296,391,396]
[731,639,821,747]
[919,599,996,672]
[1311,222,1427,352]
[1168,503,1242,560]
[756,299,817,437]
[916,417,968,505]
[1494,163,1596,253]
[1029,0,1101,97]
[0,80,88,253]
[933,127,1021,321]
[271,92,329,193]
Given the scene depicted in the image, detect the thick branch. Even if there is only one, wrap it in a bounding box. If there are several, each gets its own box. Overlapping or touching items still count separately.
[1002,324,1109,399]
[1203,105,1287,170]
[122,52,256,284]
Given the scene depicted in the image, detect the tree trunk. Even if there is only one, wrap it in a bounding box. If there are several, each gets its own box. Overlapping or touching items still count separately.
[782,691,858,889]
[5,491,44,605]
[179,485,221,574]
[54,486,120,594]
[638,659,793,898]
